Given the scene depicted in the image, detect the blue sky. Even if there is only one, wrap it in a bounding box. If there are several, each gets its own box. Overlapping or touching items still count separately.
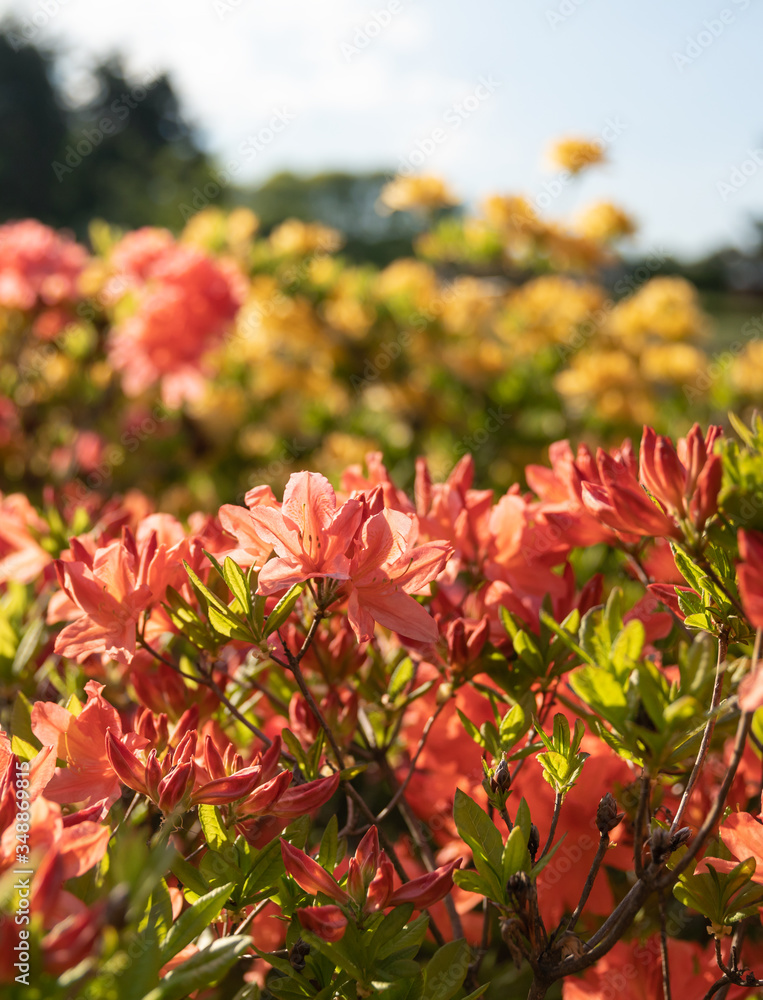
[3,0,762,257]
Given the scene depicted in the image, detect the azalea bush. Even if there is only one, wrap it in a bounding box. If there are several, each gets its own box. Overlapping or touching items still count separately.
[2,411,763,1000]
[1,151,758,515]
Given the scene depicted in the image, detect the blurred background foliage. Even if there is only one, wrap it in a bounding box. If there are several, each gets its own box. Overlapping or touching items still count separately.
[1,23,762,517]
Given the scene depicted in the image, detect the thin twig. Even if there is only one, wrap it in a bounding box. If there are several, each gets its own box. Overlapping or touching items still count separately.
[539,792,563,861]
[565,833,609,932]
[670,629,728,835]
[633,772,650,880]
[658,891,672,1000]
[375,698,449,822]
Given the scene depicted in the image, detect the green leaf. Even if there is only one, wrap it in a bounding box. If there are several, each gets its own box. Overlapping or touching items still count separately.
[317,814,339,871]
[11,691,39,751]
[143,935,251,1000]
[11,618,44,676]
[170,854,211,898]
[207,603,254,641]
[264,582,306,636]
[161,883,234,961]
[241,837,285,902]
[502,825,529,881]
[223,556,253,617]
[452,870,494,896]
[389,657,415,700]
[300,929,365,983]
[453,789,503,878]
[367,903,415,961]
[569,667,630,731]
[198,804,232,852]
[422,940,470,1000]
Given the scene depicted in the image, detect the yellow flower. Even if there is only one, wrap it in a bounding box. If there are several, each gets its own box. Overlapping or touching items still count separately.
[379,175,459,214]
[555,349,654,423]
[731,341,763,395]
[575,202,636,242]
[640,343,707,384]
[374,259,439,315]
[269,219,343,256]
[548,137,606,174]
[482,195,542,236]
[607,277,708,344]
[497,276,604,350]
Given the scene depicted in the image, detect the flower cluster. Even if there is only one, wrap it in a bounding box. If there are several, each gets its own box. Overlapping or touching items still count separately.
[2,414,763,998]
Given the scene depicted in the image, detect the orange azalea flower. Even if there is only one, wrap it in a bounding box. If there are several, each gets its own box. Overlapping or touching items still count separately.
[346,508,450,643]
[250,471,363,594]
[31,680,137,809]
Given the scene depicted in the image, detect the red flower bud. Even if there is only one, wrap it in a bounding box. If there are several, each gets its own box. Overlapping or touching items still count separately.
[280,839,349,903]
[105,730,147,796]
[158,760,193,813]
[355,826,380,879]
[365,854,394,913]
[238,768,291,817]
[203,735,227,782]
[271,772,341,819]
[191,765,263,806]
[145,749,162,802]
[690,454,722,530]
[173,730,197,766]
[388,858,461,909]
[297,905,347,942]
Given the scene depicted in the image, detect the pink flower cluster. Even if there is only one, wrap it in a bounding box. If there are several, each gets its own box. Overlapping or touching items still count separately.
[107,228,244,406]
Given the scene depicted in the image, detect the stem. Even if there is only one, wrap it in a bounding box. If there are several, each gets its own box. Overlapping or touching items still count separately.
[375,698,448,822]
[658,891,672,1000]
[565,833,609,932]
[633,772,650,880]
[138,636,277,752]
[670,629,728,835]
[658,708,752,888]
[540,792,563,861]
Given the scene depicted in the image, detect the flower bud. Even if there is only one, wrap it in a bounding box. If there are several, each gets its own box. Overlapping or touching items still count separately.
[671,826,692,851]
[527,823,540,863]
[157,760,193,813]
[289,937,310,971]
[491,758,511,794]
[297,905,347,942]
[648,827,673,865]
[596,792,624,835]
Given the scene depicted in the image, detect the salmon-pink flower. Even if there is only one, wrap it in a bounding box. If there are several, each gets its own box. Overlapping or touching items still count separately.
[250,472,363,594]
[53,539,153,664]
[346,508,450,643]
[0,219,86,311]
[32,681,135,809]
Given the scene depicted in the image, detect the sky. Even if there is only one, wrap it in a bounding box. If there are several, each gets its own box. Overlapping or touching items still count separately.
[2,0,762,258]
